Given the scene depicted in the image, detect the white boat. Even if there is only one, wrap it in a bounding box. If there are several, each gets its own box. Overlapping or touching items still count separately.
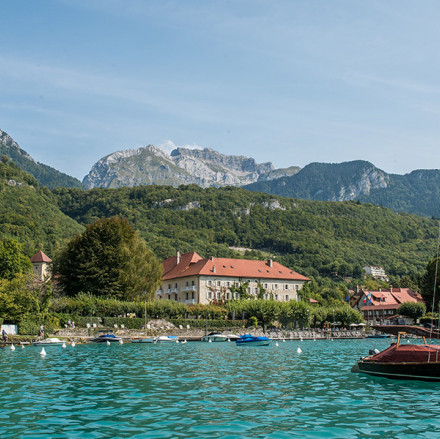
[155,335,179,343]
[131,338,155,343]
[201,332,228,342]
[32,337,65,346]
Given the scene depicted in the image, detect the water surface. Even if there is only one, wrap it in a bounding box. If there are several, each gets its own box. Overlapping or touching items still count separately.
[1,339,439,438]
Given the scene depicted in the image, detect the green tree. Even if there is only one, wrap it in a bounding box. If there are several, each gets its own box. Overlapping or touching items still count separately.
[421,257,440,312]
[245,299,281,333]
[0,239,31,280]
[397,301,427,323]
[55,217,162,299]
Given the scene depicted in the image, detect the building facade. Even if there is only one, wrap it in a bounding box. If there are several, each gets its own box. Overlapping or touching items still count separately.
[156,251,310,305]
[351,287,424,325]
[363,265,389,281]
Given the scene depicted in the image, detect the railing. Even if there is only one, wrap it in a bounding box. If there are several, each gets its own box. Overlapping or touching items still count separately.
[165,288,178,293]
[181,285,197,292]
[182,299,197,305]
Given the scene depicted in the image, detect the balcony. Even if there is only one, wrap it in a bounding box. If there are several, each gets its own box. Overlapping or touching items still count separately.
[182,299,197,305]
[166,288,178,293]
[155,290,163,295]
[182,285,197,292]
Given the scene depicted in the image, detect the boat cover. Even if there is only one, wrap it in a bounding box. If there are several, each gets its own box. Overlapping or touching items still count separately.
[370,343,440,363]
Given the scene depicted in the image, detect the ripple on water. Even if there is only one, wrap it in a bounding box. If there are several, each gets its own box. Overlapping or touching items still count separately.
[1,339,440,438]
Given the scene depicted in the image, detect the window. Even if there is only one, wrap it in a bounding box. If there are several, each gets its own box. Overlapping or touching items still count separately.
[226,292,230,300]
[284,284,289,290]
[274,284,279,290]
[216,292,221,300]
[294,285,299,291]
[285,295,289,301]
[168,284,171,289]
[216,280,221,286]
[167,294,170,300]
[186,293,189,300]
[186,281,189,286]
[174,294,178,301]
[226,281,230,287]
[191,280,195,286]
[174,283,177,289]
[264,283,268,289]
[208,291,212,299]
[275,294,279,301]
[207,280,212,286]
[191,292,194,299]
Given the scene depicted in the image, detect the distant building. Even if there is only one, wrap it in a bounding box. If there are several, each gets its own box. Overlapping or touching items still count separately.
[156,251,310,305]
[351,287,424,325]
[30,251,52,281]
[363,265,389,281]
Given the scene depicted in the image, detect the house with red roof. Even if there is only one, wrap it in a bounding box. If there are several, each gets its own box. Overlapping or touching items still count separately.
[351,287,424,324]
[30,251,52,281]
[156,251,310,304]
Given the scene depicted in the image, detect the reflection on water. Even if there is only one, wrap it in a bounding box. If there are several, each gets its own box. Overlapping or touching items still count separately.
[0,339,439,438]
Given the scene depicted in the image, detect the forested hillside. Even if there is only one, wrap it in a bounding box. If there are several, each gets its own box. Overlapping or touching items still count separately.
[0,159,84,256]
[52,185,439,279]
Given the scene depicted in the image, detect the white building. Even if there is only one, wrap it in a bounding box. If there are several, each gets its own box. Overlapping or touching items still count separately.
[156,251,310,305]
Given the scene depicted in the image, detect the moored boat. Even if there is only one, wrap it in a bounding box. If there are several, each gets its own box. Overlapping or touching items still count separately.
[32,337,65,346]
[353,332,440,381]
[201,332,228,342]
[91,331,122,343]
[235,334,271,347]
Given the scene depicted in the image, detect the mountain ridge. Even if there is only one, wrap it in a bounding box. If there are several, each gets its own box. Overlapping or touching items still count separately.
[0,129,84,189]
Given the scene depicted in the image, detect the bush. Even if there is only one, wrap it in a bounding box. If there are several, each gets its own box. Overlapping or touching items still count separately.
[169,319,245,329]
[18,317,55,336]
[102,317,144,329]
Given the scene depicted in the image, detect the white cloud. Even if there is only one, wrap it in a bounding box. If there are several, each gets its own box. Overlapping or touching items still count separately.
[159,140,205,154]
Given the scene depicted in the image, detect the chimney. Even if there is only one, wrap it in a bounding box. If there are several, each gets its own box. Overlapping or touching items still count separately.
[213,265,216,273]
[267,259,273,268]
[176,250,181,265]
[209,256,214,261]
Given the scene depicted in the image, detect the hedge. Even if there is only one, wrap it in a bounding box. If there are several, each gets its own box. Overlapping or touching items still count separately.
[169,319,246,329]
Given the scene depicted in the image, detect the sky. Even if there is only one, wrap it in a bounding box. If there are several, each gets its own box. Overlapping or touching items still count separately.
[1,0,440,180]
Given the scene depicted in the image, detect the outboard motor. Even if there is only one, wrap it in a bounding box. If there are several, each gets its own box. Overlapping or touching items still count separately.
[369,348,380,355]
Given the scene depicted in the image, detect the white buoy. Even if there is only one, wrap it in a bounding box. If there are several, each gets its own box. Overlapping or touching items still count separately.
[10,344,15,351]
[407,339,410,343]
[182,340,187,344]
[300,337,303,342]
[71,341,76,347]
[21,344,25,349]
[282,339,286,343]
[297,346,302,354]
[40,347,46,356]
[208,338,212,343]
[275,342,279,347]
[62,342,67,348]
[106,340,111,346]
[176,340,179,344]
[227,339,231,342]
[313,338,316,342]
[119,339,123,345]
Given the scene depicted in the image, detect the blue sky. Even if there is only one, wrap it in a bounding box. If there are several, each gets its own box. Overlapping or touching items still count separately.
[1,0,440,180]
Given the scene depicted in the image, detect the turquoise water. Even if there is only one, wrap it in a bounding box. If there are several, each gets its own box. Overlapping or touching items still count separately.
[1,339,439,438]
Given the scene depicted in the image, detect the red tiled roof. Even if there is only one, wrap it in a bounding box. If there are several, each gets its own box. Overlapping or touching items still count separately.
[162,253,310,282]
[360,288,423,308]
[30,251,52,263]
[310,298,319,303]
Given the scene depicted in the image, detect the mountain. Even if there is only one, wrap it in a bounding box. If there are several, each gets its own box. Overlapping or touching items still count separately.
[83,145,292,189]
[0,129,84,189]
[245,160,440,218]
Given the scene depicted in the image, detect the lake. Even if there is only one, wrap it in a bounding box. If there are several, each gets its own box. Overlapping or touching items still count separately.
[0,338,439,438]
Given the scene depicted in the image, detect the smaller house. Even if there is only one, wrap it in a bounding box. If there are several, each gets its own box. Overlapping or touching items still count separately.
[30,251,52,281]
[363,265,389,281]
[351,287,424,325]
